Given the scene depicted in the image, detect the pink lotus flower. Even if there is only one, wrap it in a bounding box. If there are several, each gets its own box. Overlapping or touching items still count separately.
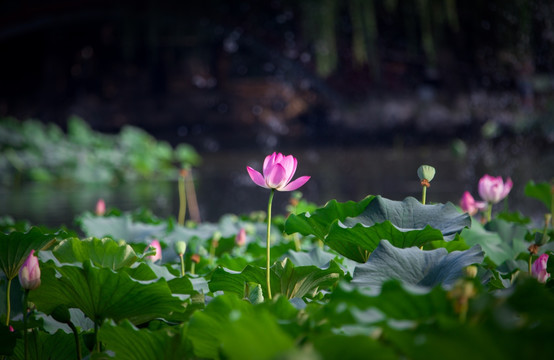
[95,199,106,216]
[9,325,14,332]
[145,240,162,262]
[235,228,246,246]
[532,254,550,283]
[478,175,513,204]
[246,152,310,191]
[460,191,486,216]
[19,250,41,290]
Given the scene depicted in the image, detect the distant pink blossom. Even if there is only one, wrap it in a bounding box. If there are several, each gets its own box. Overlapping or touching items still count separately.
[9,325,14,332]
[145,240,162,262]
[95,199,106,216]
[19,250,41,290]
[532,254,550,283]
[247,152,310,191]
[478,175,513,204]
[236,228,246,246]
[460,191,486,216]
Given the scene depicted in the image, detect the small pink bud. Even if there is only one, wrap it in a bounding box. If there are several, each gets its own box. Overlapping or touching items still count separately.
[9,325,14,332]
[19,250,41,290]
[532,254,550,283]
[145,240,162,262]
[95,199,106,216]
[460,191,486,216]
[236,228,246,246]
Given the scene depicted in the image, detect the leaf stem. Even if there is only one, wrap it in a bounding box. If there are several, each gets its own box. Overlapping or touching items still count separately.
[23,290,29,360]
[5,278,12,326]
[68,322,82,360]
[266,189,275,300]
[178,171,187,226]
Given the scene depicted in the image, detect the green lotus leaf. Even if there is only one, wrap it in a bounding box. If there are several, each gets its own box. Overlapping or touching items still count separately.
[313,334,397,360]
[29,261,184,325]
[282,247,337,268]
[209,259,342,299]
[352,240,484,289]
[188,294,294,360]
[461,219,529,266]
[325,196,471,262]
[12,329,84,360]
[53,237,138,270]
[285,196,375,240]
[79,214,167,243]
[524,180,552,211]
[0,227,57,280]
[99,320,191,360]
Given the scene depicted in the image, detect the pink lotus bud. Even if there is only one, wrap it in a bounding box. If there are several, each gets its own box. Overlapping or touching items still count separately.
[19,250,41,290]
[235,228,246,246]
[246,152,310,191]
[9,325,14,332]
[145,240,162,262]
[532,254,550,283]
[95,199,106,216]
[460,191,486,216]
[478,175,513,204]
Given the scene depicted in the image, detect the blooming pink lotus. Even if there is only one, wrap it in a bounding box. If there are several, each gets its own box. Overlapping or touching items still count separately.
[460,191,486,216]
[478,175,513,204]
[532,254,550,283]
[247,152,310,191]
[145,240,162,262]
[19,250,41,290]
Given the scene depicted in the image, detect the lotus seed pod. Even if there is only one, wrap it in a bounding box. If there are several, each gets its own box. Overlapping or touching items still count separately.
[51,305,71,324]
[417,165,436,182]
[463,265,478,279]
[175,241,187,256]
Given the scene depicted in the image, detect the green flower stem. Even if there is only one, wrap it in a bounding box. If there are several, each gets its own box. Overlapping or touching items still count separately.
[485,203,492,223]
[266,189,275,300]
[178,173,187,226]
[421,185,427,205]
[68,322,82,360]
[179,254,185,277]
[94,322,100,353]
[23,290,29,360]
[528,255,532,275]
[5,278,12,326]
[190,262,196,275]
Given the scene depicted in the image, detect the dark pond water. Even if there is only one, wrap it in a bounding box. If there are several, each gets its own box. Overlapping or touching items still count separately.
[1,141,553,228]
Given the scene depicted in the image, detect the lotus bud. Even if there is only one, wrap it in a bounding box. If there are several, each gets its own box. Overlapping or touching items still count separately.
[191,254,201,264]
[145,240,162,262]
[9,325,14,332]
[235,228,246,247]
[532,254,550,283]
[175,241,187,256]
[19,250,41,290]
[417,165,435,185]
[95,199,106,216]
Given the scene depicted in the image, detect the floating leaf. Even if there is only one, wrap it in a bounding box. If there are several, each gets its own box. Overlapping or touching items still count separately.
[352,240,484,289]
[53,237,137,270]
[0,228,57,279]
[324,196,471,262]
[282,247,337,268]
[30,261,184,325]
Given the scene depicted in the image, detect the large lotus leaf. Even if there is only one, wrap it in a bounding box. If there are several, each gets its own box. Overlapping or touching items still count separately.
[524,180,552,211]
[313,334,397,360]
[12,329,84,360]
[461,219,529,266]
[29,261,184,325]
[53,237,137,270]
[323,196,471,262]
[352,240,484,289]
[282,247,337,268]
[284,196,375,240]
[79,214,167,243]
[188,294,294,360]
[99,320,191,360]
[0,227,57,279]
[209,259,342,300]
